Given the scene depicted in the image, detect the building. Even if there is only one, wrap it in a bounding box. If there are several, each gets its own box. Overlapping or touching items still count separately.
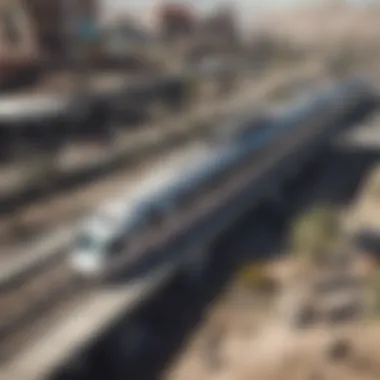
[202,5,238,44]
[25,0,98,60]
[0,0,40,87]
[156,2,199,41]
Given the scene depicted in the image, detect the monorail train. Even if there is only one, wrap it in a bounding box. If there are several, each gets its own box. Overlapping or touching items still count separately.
[68,78,376,278]
[69,147,217,274]
[68,120,277,277]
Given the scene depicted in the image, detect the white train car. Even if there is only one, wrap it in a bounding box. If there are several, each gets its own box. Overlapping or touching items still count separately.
[68,145,218,277]
[68,121,282,278]
[69,78,376,278]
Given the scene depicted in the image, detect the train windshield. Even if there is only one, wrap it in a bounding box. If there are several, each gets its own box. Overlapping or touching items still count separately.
[76,233,105,254]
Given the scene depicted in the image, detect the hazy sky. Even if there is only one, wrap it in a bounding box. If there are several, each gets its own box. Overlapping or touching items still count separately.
[102,0,314,14]
[101,0,316,24]
[100,0,377,29]
[102,0,374,14]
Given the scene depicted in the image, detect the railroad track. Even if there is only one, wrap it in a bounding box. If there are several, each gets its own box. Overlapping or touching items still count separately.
[102,85,372,281]
[0,61,327,265]
[0,68,347,290]
[0,258,83,363]
[0,65,342,367]
[0,81,375,380]
[0,124,297,367]
[0,103,304,365]
[0,60,326,215]
[0,142,218,359]
[0,142,214,290]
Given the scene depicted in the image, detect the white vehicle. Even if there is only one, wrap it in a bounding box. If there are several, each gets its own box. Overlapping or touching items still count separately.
[69,78,376,278]
[69,199,151,277]
[69,146,213,277]
[69,116,288,278]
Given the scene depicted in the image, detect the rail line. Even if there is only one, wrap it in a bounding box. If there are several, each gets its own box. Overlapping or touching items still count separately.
[0,116,301,366]
[0,61,327,287]
[101,91,376,285]
[0,262,80,363]
[0,60,326,215]
[0,141,216,291]
[1,83,374,380]
[0,143,220,358]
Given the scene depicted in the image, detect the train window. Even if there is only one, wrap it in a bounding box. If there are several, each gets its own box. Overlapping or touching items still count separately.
[1,7,22,46]
[76,234,101,252]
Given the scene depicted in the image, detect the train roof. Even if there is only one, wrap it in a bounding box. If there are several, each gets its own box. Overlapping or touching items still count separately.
[147,144,237,206]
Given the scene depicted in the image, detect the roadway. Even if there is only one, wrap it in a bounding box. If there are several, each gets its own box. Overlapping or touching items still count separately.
[0,81,375,380]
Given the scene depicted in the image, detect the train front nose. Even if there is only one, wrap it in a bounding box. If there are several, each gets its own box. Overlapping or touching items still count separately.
[69,250,104,277]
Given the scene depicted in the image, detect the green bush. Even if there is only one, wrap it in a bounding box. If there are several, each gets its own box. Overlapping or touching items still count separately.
[291,205,341,266]
[236,263,275,291]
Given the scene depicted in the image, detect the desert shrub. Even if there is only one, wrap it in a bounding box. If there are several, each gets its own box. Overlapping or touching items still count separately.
[290,205,341,267]
[236,263,275,292]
